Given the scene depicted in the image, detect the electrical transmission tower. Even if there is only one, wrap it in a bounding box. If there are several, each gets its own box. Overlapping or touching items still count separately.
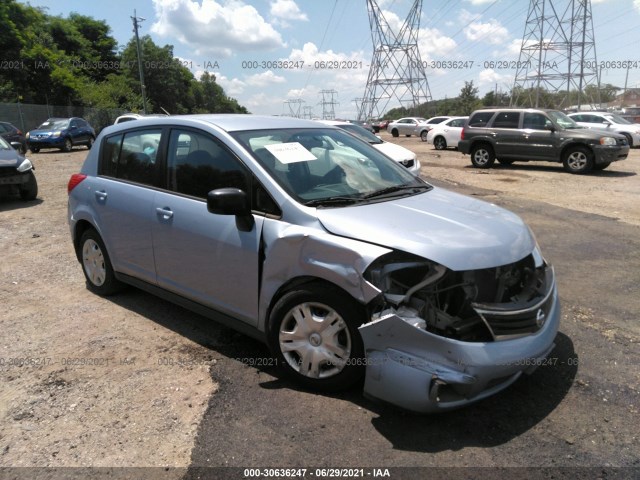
[303,106,314,119]
[511,0,600,109]
[283,99,305,118]
[319,90,339,119]
[358,0,432,121]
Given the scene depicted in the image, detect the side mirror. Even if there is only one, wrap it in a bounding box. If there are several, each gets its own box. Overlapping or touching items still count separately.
[207,188,250,216]
[10,141,22,151]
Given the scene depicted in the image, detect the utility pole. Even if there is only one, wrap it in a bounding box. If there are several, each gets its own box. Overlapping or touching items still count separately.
[131,10,148,114]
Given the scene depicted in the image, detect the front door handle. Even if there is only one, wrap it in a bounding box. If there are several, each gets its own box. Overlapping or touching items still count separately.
[156,207,174,220]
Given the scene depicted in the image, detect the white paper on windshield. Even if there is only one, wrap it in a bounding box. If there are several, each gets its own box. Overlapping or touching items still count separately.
[264,142,317,164]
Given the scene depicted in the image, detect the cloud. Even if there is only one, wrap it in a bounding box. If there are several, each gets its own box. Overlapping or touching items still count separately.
[465,18,510,45]
[245,70,287,87]
[270,0,308,22]
[151,0,284,58]
[635,0,640,12]
[215,74,247,96]
[478,68,512,86]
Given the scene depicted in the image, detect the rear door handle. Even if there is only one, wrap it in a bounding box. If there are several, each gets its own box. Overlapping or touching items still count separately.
[156,207,174,220]
[95,190,107,201]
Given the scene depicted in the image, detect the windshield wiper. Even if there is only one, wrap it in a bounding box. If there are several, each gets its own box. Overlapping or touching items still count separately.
[363,183,432,199]
[303,196,363,207]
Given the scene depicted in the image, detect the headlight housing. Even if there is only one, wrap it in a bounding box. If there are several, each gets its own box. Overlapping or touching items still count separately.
[51,131,61,138]
[600,136,617,145]
[17,159,33,172]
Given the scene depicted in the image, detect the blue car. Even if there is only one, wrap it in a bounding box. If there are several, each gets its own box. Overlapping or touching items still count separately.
[27,117,96,153]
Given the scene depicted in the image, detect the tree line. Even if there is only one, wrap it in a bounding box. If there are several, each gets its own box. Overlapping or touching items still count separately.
[0,0,247,114]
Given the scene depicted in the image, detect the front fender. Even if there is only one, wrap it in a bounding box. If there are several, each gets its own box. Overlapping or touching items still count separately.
[258,218,391,331]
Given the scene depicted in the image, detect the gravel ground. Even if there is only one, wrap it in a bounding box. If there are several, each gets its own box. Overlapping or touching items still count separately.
[0,135,638,471]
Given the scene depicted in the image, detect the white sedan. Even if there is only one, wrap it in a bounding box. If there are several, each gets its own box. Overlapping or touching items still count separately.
[567,112,640,147]
[426,117,468,150]
[319,120,421,175]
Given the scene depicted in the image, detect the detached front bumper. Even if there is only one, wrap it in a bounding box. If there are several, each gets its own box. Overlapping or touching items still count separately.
[359,280,560,413]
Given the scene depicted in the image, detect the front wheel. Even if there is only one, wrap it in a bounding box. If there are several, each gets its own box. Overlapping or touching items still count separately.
[470,144,495,168]
[563,146,593,174]
[19,172,38,200]
[29,146,40,153]
[79,229,122,296]
[87,136,95,149]
[61,137,72,152]
[433,136,447,150]
[391,129,399,138]
[268,283,365,392]
[622,133,632,147]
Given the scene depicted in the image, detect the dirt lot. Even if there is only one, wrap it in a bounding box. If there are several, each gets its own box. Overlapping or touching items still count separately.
[0,135,638,473]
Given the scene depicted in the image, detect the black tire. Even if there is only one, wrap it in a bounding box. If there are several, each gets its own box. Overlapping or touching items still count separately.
[61,137,72,152]
[562,145,593,174]
[87,136,95,149]
[29,146,39,153]
[433,136,447,150]
[78,229,122,296]
[20,143,27,155]
[593,162,611,171]
[405,134,411,137]
[268,283,366,392]
[470,143,495,169]
[498,158,515,165]
[19,171,38,201]
[391,129,399,138]
[622,133,633,147]
[420,130,428,142]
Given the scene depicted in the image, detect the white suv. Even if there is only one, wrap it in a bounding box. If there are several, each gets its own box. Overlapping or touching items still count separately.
[567,112,640,147]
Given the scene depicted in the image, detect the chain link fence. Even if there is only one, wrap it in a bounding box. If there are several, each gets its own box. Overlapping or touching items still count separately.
[0,103,127,134]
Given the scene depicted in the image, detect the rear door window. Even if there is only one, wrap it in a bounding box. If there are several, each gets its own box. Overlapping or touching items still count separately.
[100,129,162,186]
[492,111,520,128]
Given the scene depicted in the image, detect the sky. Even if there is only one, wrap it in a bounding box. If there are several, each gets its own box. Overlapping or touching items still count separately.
[20,0,640,117]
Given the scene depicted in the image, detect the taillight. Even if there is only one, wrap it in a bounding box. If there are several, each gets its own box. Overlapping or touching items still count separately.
[68,174,87,194]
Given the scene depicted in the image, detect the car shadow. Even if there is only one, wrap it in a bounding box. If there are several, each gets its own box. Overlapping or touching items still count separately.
[0,196,43,211]
[106,288,575,452]
[485,163,636,177]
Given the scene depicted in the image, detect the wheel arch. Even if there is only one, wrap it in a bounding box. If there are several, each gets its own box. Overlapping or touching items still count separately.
[560,142,593,163]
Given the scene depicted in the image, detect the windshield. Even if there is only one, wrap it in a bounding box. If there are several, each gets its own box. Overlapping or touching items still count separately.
[548,111,580,129]
[338,124,383,144]
[232,128,426,206]
[605,113,631,125]
[37,119,69,130]
[0,136,11,149]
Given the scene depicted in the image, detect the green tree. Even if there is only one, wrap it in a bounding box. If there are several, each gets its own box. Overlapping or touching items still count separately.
[455,81,481,115]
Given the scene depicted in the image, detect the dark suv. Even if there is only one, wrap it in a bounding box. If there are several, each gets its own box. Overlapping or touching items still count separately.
[458,108,629,174]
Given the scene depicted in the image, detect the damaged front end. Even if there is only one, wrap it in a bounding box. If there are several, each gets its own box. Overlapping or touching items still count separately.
[360,247,560,413]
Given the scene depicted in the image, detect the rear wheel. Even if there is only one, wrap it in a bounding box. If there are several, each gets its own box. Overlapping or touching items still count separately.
[563,146,593,174]
[87,136,95,149]
[19,172,38,200]
[268,283,365,392]
[79,229,122,296]
[470,143,495,169]
[420,130,429,142]
[433,136,447,150]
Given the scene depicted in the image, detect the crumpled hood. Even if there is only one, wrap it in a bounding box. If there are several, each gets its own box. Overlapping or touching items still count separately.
[316,186,535,271]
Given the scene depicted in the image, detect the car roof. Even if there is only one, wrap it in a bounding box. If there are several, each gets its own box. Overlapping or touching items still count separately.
[316,120,353,126]
[109,114,332,133]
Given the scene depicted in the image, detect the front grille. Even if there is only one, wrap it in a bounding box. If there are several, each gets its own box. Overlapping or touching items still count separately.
[472,268,555,340]
[0,167,19,178]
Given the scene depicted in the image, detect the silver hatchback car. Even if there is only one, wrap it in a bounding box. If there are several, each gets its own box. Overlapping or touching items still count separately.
[68,115,560,413]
